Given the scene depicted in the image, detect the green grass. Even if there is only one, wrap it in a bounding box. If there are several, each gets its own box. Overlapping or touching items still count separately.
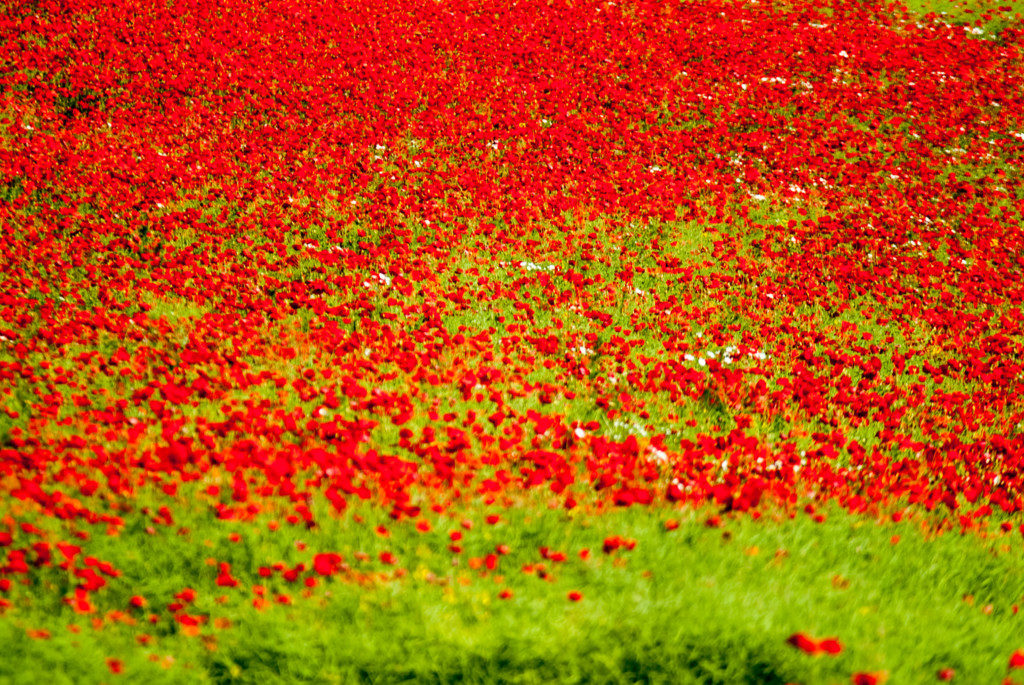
[901,0,1024,37]
[902,0,1024,18]
[1,487,1023,684]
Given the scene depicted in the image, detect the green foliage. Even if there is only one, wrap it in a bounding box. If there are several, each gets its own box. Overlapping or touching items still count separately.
[2,492,1023,683]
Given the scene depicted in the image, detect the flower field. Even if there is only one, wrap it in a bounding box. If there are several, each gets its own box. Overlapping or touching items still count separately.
[2,0,1024,681]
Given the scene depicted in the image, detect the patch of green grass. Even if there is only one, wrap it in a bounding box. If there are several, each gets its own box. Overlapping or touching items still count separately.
[900,0,1024,37]
[1,490,1022,683]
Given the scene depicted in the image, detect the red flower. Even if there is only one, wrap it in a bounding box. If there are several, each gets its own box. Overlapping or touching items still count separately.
[818,638,843,655]
[787,633,819,654]
[65,588,95,614]
[313,553,344,576]
[216,562,240,588]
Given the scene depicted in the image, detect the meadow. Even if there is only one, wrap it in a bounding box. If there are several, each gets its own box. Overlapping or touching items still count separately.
[2,0,1024,681]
